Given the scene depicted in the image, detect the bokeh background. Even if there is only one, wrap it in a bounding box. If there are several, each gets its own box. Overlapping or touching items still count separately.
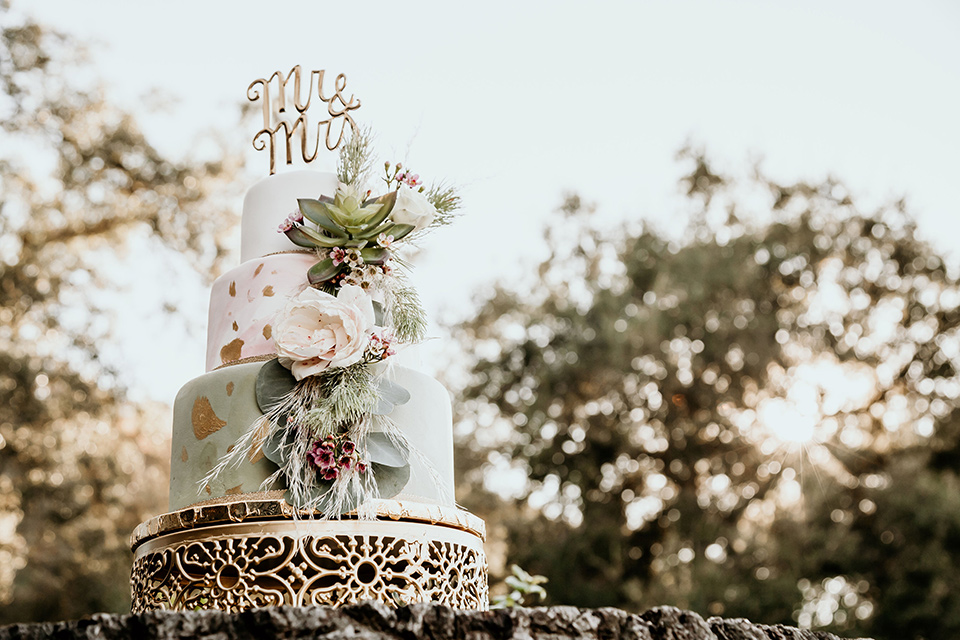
[2,1,959,638]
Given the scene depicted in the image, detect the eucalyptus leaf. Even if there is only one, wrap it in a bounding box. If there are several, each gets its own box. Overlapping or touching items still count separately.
[380,378,411,405]
[308,258,342,285]
[298,199,348,238]
[256,359,297,414]
[365,431,409,467]
[372,396,395,416]
[372,301,385,325]
[372,378,412,415]
[372,462,411,499]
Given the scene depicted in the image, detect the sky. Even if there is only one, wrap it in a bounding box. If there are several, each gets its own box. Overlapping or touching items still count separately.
[20,0,960,400]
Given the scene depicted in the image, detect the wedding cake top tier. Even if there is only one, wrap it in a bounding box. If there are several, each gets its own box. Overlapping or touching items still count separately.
[240,171,338,262]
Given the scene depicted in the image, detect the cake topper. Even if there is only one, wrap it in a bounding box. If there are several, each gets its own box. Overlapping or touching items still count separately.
[247,66,361,175]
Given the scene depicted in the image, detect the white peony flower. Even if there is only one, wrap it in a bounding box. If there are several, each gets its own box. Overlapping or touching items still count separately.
[273,284,375,380]
[390,187,437,233]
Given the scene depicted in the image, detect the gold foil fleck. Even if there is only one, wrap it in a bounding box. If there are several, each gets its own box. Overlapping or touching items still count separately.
[225,485,243,495]
[262,285,275,297]
[192,396,227,440]
[254,263,264,277]
[220,338,244,364]
[181,446,189,462]
[229,281,236,297]
[232,321,239,332]
[204,484,212,495]
[262,324,272,339]
[226,381,235,396]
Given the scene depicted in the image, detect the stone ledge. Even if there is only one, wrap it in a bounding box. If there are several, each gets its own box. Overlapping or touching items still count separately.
[0,602,873,640]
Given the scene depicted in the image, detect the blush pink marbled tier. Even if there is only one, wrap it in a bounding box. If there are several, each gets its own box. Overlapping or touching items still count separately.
[205,252,317,371]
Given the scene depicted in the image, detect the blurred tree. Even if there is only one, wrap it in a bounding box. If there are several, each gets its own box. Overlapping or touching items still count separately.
[452,148,960,640]
[0,2,240,621]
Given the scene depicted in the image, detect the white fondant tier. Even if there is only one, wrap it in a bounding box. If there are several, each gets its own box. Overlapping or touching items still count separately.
[205,252,316,371]
[168,360,455,511]
[241,170,339,261]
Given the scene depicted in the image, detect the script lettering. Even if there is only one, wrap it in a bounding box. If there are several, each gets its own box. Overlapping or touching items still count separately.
[247,67,361,174]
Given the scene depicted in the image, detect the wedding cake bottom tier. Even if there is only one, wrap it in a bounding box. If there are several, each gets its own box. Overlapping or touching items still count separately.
[169,360,456,511]
[130,498,488,612]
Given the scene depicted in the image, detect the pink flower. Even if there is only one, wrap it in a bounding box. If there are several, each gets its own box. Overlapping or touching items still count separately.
[322,467,339,481]
[277,210,303,233]
[339,455,353,470]
[330,247,347,266]
[342,440,356,455]
[377,233,394,249]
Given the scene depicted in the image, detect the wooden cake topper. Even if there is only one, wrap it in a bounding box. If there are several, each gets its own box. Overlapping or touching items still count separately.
[247,66,361,175]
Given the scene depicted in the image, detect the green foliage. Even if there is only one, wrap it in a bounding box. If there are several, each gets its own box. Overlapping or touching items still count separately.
[337,125,375,187]
[453,150,960,640]
[306,363,377,428]
[389,280,428,344]
[491,565,549,608]
[0,7,241,622]
[423,183,462,228]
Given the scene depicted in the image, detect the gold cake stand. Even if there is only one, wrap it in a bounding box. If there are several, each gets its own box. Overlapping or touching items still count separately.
[130,495,488,612]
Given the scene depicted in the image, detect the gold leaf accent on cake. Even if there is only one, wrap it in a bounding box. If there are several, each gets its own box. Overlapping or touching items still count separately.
[192,396,227,440]
[232,321,239,331]
[204,484,212,495]
[226,381,234,396]
[250,420,270,464]
[262,285,275,297]
[181,446,189,462]
[225,484,243,495]
[220,338,244,364]
[254,263,264,277]
[262,324,272,339]
[229,281,236,297]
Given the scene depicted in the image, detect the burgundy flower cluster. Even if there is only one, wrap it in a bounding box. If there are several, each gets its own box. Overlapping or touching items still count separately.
[307,435,366,481]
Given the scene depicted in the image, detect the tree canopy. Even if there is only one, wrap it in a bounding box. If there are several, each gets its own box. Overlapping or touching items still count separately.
[452,149,960,640]
[0,4,240,620]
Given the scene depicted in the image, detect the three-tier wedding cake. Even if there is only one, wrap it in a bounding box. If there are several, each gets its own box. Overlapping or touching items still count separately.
[129,67,488,612]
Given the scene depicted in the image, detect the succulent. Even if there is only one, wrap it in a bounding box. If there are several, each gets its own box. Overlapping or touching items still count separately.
[284,187,415,285]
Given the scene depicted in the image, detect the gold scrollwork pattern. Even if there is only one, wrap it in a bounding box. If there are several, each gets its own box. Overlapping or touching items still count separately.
[131,521,488,612]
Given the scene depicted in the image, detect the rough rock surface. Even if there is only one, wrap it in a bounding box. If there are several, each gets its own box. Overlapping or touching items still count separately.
[0,603,873,640]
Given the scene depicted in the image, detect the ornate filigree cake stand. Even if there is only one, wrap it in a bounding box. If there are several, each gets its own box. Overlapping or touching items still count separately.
[129,496,488,612]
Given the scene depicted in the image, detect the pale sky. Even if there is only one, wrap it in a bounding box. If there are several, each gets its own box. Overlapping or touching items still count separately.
[20,0,960,400]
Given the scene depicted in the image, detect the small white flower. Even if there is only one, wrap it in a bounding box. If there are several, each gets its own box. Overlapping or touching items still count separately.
[390,187,437,233]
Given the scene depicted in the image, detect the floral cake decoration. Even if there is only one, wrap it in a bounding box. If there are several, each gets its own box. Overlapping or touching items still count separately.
[201,129,461,516]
